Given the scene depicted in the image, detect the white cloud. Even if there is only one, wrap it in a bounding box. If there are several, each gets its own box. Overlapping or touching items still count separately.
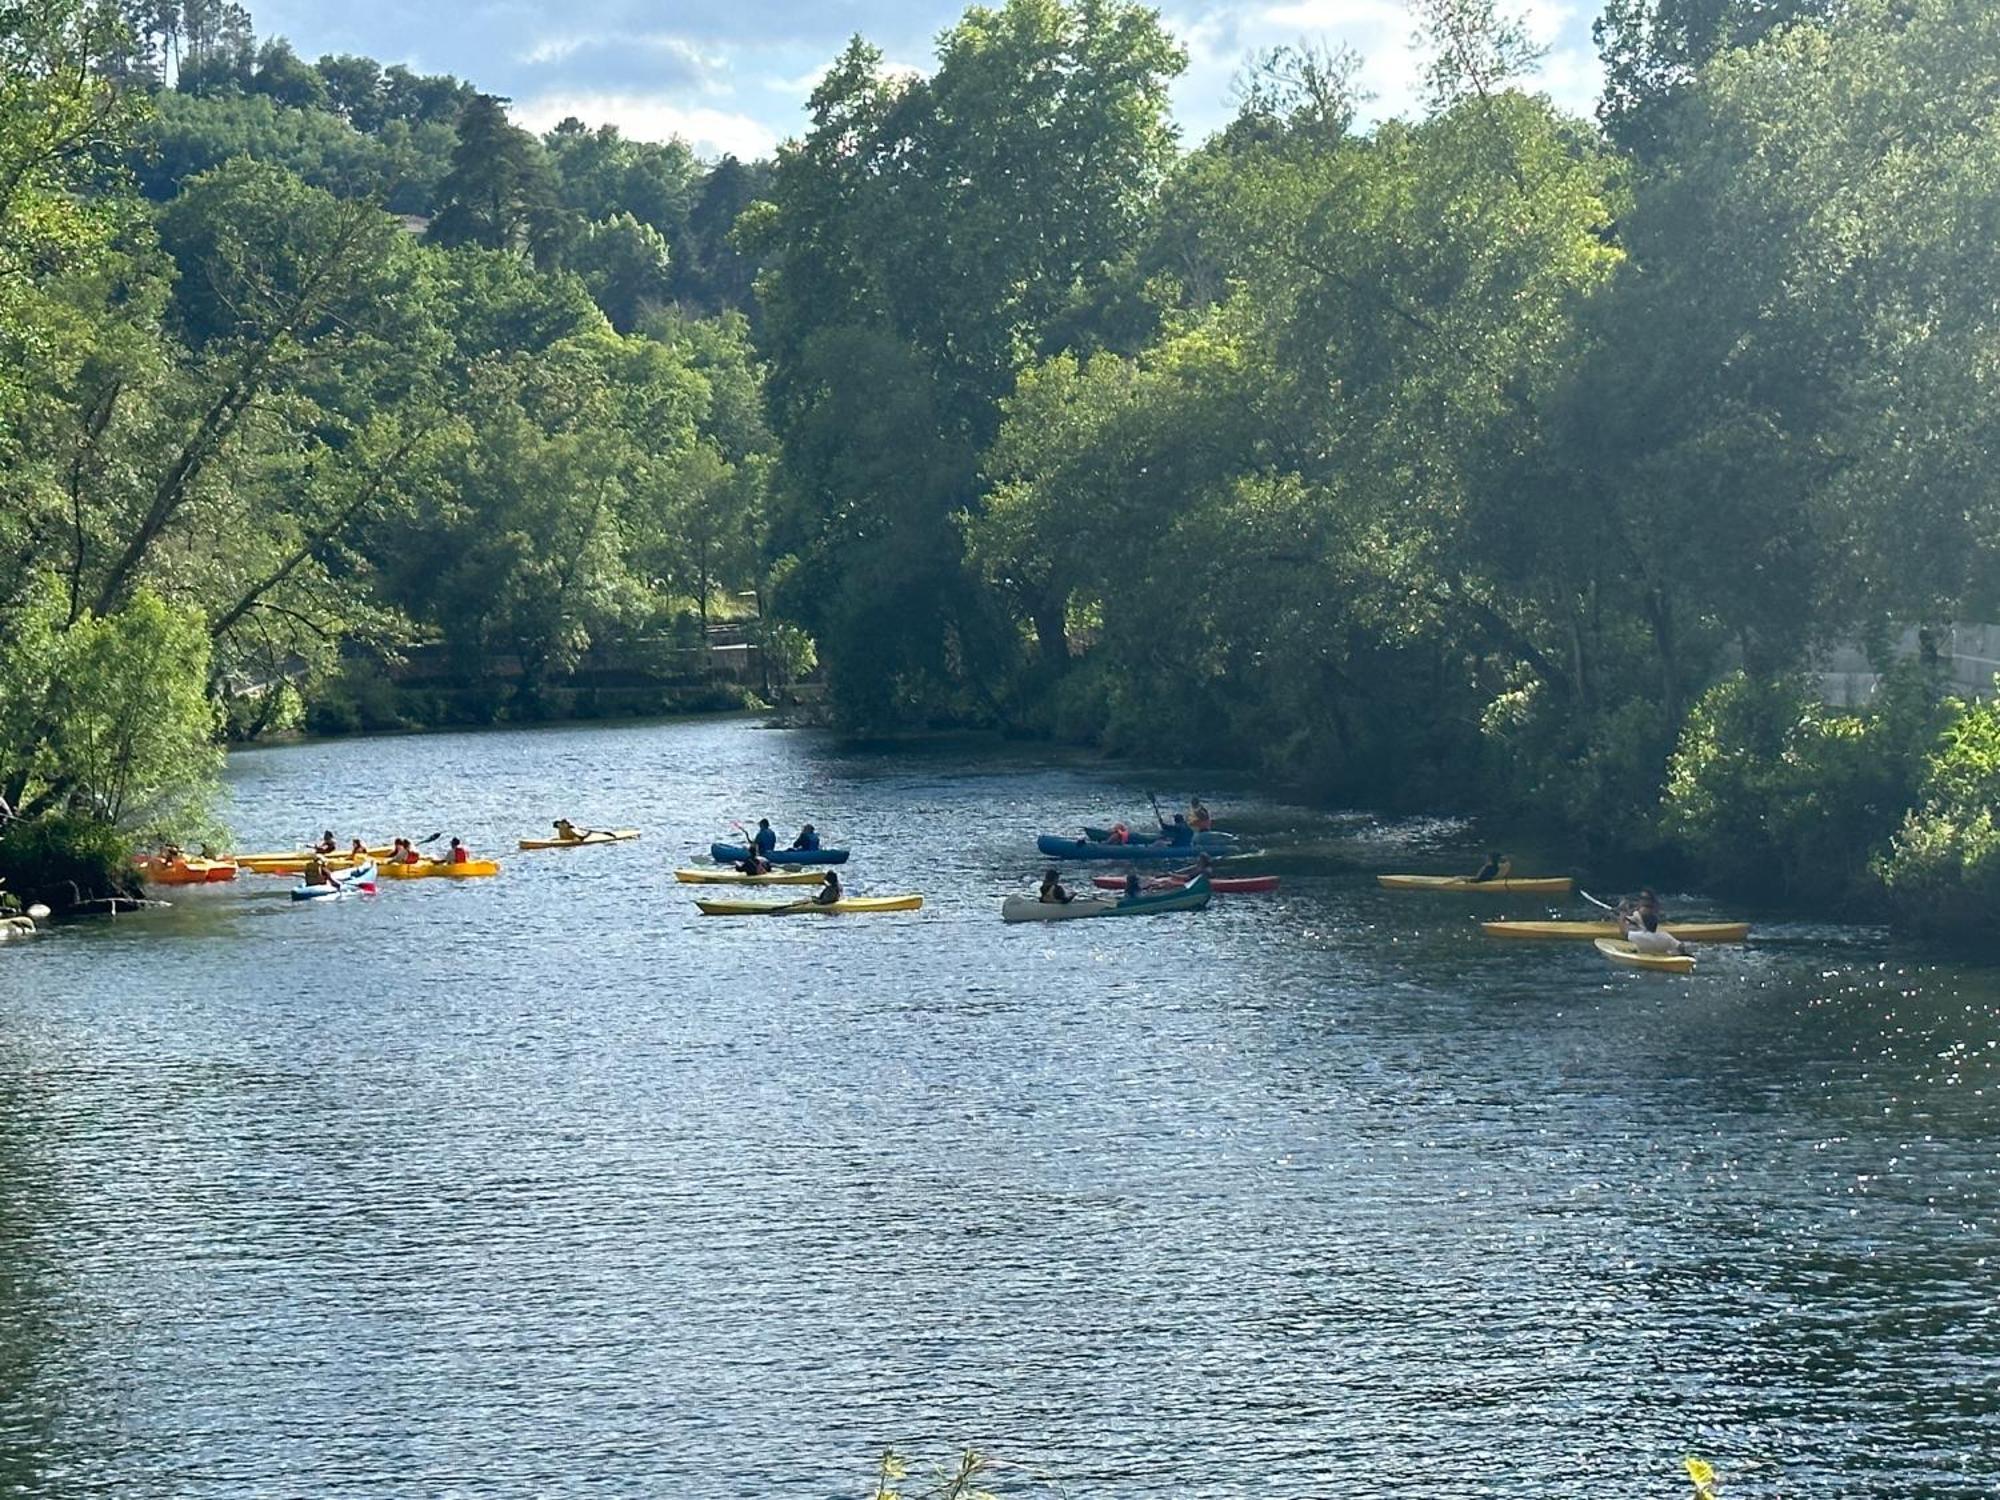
[511,91,778,159]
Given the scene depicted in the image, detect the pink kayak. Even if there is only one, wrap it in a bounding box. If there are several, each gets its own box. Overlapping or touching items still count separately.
[1093,872,1278,895]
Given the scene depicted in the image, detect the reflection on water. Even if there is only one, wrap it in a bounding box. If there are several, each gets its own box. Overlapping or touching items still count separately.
[0,718,1994,1496]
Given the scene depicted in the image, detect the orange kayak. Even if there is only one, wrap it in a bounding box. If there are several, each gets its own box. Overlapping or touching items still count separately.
[135,856,238,885]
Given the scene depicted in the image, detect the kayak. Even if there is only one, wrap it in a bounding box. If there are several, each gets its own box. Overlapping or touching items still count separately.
[1036,835,1238,862]
[1377,874,1574,895]
[1091,872,1279,894]
[291,859,375,902]
[238,844,392,869]
[518,828,641,850]
[1083,826,1239,848]
[1595,937,1696,973]
[378,859,502,879]
[673,868,825,885]
[1003,874,1213,923]
[694,893,922,916]
[709,842,849,866]
[135,857,238,885]
[1484,920,1749,943]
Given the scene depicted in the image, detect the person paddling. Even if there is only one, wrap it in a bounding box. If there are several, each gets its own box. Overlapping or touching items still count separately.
[1626,910,1689,957]
[812,870,843,906]
[737,849,772,876]
[348,838,369,861]
[553,818,586,842]
[1470,851,1509,883]
[1123,871,1143,899]
[1163,812,1196,848]
[1039,869,1072,905]
[753,819,777,856]
[1189,798,1213,832]
[303,855,335,887]
[791,823,821,852]
[314,829,338,855]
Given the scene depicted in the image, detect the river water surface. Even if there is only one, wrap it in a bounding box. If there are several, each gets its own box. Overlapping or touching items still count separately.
[1,718,1995,1497]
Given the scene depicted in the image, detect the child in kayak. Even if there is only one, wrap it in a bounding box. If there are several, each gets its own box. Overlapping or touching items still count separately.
[1039,869,1073,904]
[347,838,369,860]
[812,871,843,906]
[737,850,772,875]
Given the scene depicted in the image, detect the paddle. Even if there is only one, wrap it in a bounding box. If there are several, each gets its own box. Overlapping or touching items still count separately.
[1579,888,1620,913]
[1149,790,1166,829]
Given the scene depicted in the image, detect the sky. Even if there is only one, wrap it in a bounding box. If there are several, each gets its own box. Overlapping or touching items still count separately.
[246,0,1608,160]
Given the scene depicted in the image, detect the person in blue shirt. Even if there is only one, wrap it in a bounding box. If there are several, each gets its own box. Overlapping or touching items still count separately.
[1163,813,1196,847]
[753,818,777,855]
[791,823,820,851]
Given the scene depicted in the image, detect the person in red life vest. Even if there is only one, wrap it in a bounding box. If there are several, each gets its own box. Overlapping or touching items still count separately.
[1108,822,1130,845]
[447,838,472,864]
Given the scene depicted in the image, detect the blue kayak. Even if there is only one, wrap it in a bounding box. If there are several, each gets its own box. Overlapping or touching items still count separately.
[291,859,375,901]
[1038,835,1220,861]
[1083,825,1238,849]
[709,842,850,866]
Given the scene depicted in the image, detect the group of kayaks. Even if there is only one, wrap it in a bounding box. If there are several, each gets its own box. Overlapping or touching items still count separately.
[1374,870,1749,973]
[676,835,919,915]
[137,826,649,902]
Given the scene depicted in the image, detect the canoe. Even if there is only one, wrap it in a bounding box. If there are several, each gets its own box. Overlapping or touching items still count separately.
[518,828,641,850]
[709,842,849,866]
[1594,937,1695,973]
[1003,875,1213,923]
[1377,874,1574,894]
[1091,872,1278,894]
[377,858,501,879]
[1083,826,1239,848]
[694,893,922,916]
[292,860,375,902]
[1484,920,1749,943]
[673,868,826,885]
[135,857,238,885]
[1036,835,1237,862]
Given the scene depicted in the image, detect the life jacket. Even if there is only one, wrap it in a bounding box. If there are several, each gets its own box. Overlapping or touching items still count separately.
[449,846,469,863]
[1109,823,1129,844]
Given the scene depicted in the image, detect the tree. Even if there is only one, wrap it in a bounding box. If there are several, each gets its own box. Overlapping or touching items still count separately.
[427,93,568,267]
[567,213,671,332]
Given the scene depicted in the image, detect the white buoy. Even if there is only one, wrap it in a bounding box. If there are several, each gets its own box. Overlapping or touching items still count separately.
[27,903,50,921]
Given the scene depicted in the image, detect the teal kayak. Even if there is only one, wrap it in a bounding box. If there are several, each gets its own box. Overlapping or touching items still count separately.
[1001,874,1214,923]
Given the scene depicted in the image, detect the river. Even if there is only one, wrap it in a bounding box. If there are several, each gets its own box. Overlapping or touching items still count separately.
[0,717,1994,1497]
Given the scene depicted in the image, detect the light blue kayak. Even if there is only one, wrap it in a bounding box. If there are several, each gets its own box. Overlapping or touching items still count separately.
[291,859,375,901]
[1002,874,1214,922]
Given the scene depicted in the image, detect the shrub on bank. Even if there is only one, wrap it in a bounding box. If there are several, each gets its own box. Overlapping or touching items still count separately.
[0,814,141,913]
[1877,690,2000,943]
[1660,668,1947,910]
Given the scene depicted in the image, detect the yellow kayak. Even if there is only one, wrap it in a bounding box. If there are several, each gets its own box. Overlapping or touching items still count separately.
[1484,920,1749,943]
[694,894,923,916]
[378,859,502,879]
[518,828,641,850]
[1594,937,1696,973]
[1378,874,1574,895]
[235,851,380,876]
[673,868,825,885]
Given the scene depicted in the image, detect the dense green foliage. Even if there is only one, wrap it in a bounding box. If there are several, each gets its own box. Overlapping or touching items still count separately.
[0,0,775,902]
[6,0,2000,933]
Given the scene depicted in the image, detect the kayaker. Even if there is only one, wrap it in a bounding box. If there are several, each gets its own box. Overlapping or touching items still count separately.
[303,855,334,887]
[390,838,422,865]
[553,818,584,842]
[812,870,843,906]
[1107,822,1130,845]
[1190,798,1213,832]
[737,850,772,876]
[160,843,185,864]
[348,838,369,860]
[1470,852,1509,883]
[1039,869,1073,904]
[791,824,820,851]
[1618,889,1666,935]
[1163,813,1195,847]
[446,838,471,865]
[1626,911,1689,956]
[1123,872,1142,899]
[314,830,338,855]
[753,819,777,855]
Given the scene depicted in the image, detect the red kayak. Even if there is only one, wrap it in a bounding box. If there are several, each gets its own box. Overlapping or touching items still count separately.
[1093,872,1279,895]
